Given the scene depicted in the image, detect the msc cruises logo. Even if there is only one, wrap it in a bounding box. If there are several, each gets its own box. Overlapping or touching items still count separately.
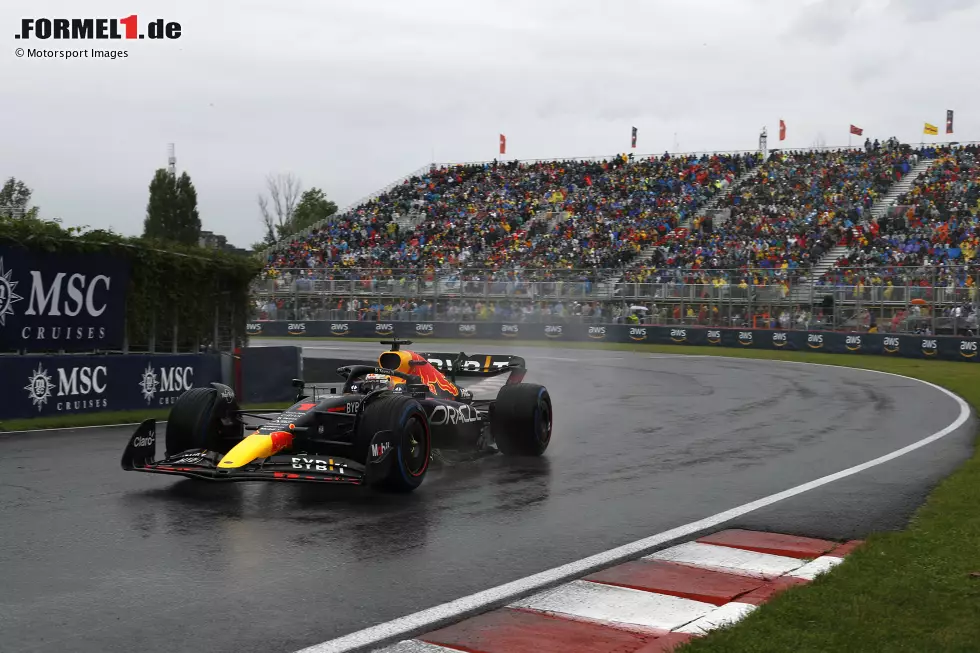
[24,363,55,410]
[0,258,24,326]
[139,364,159,404]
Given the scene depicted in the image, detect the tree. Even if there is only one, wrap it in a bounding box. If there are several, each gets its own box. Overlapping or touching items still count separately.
[291,187,338,234]
[143,169,201,245]
[257,173,302,245]
[0,177,39,219]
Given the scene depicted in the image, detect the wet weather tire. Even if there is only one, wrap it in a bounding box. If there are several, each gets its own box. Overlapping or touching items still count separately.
[492,383,552,456]
[165,388,226,457]
[358,394,431,492]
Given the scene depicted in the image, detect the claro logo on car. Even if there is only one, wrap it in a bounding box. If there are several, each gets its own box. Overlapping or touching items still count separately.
[24,362,108,412]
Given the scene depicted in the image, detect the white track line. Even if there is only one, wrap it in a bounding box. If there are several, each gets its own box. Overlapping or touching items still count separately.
[644,542,806,579]
[294,362,971,653]
[0,420,169,436]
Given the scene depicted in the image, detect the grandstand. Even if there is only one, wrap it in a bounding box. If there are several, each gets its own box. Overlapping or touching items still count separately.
[254,142,980,337]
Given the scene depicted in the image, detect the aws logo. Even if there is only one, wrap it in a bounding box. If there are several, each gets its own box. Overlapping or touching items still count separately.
[670,329,686,343]
[707,330,721,345]
[921,339,938,357]
[845,335,862,352]
[501,324,519,337]
[458,323,477,337]
[375,323,394,335]
[587,326,606,340]
[772,331,788,348]
[544,325,563,339]
[883,336,900,354]
[628,327,647,341]
[738,331,753,346]
[807,333,824,349]
[415,323,434,336]
[330,323,349,336]
[246,323,262,335]
[960,340,977,359]
[287,323,306,335]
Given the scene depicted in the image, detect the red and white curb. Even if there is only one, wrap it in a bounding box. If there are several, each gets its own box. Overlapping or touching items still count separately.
[373,530,862,653]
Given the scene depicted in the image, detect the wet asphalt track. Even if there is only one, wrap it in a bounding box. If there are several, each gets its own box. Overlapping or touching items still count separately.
[0,341,976,653]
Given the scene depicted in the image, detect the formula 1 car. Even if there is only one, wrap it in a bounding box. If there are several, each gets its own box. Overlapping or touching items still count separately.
[121,339,552,492]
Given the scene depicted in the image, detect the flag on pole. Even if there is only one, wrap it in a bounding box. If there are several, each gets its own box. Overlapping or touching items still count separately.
[850,125,863,136]
[631,126,637,148]
[499,134,506,155]
[946,110,954,134]
[779,119,786,141]
[924,123,938,136]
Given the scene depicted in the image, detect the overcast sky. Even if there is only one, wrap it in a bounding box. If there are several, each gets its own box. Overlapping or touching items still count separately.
[1,0,977,248]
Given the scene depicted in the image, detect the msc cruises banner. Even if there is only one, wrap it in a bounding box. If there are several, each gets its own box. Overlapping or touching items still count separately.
[1,353,222,420]
[246,321,980,363]
[0,246,130,352]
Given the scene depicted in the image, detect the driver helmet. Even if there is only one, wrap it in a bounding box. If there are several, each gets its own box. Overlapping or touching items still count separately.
[355,373,393,394]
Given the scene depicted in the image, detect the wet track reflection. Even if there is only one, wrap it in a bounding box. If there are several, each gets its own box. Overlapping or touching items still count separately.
[0,344,973,653]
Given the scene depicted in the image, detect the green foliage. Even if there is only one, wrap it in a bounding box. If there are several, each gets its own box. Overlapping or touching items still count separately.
[143,169,202,246]
[0,214,262,351]
[0,177,37,218]
[289,187,338,236]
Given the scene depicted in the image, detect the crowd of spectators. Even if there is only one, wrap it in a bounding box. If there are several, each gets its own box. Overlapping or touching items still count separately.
[620,144,918,288]
[820,144,980,292]
[263,151,756,280]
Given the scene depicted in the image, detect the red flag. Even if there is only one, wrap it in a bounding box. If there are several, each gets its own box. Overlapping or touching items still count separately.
[499,134,506,155]
[850,124,863,136]
[779,120,786,141]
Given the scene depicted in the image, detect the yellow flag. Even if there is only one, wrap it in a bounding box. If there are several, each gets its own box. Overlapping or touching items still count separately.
[924,122,938,135]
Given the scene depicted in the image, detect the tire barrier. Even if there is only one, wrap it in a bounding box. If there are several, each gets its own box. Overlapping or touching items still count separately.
[247,321,980,364]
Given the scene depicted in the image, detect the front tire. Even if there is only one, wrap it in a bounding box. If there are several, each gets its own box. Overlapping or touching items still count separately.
[492,383,552,456]
[165,387,240,457]
[357,394,431,492]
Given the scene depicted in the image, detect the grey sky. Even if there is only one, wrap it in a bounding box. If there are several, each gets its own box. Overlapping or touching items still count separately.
[1,0,977,248]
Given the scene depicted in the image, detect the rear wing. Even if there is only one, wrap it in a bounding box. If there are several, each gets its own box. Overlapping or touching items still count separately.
[420,352,527,385]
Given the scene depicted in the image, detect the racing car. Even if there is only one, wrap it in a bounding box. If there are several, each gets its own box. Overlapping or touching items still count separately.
[121,339,552,492]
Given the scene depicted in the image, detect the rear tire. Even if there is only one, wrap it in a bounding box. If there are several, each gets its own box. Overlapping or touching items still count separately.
[165,388,232,457]
[492,383,552,456]
[357,394,431,492]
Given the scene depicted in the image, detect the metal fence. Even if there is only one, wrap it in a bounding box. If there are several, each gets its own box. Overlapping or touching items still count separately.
[251,265,980,336]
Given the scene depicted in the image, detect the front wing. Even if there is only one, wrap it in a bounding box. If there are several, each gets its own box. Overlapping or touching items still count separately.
[121,419,399,486]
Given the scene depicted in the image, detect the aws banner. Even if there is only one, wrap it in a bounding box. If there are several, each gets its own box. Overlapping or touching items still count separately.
[1,353,222,420]
[0,246,129,352]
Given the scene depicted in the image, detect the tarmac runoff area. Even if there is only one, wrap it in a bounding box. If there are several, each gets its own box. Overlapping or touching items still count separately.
[0,342,973,653]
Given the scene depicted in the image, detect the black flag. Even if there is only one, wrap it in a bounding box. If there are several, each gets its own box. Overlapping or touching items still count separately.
[946,110,954,134]
[631,126,637,148]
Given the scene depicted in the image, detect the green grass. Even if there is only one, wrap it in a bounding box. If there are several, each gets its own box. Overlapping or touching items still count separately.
[0,402,290,432]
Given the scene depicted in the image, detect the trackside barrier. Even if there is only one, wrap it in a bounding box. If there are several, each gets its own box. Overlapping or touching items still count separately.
[1,354,222,421]
[246,321,980,363]
[239,346,303,405]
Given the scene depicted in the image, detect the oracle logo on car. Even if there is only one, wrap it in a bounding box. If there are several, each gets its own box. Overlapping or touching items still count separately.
[330,323,349,336]
[501,324,519,337]
[288,323,306,335]
[738,331,753,346]
[845,335,862,351]
[707,330,721,344]
[884,336,900,353]
[415,323,434,336]
[670,328,686,343]
[588,326,606,340]
[960,340,977,358]
[544,325,562,338]
[628,327,646,341]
